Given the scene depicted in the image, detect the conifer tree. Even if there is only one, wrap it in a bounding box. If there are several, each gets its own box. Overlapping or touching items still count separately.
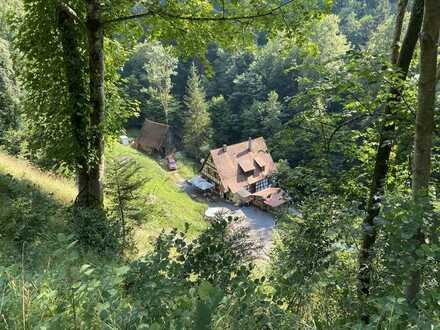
[183,64,212,160]
[105,157,148,255]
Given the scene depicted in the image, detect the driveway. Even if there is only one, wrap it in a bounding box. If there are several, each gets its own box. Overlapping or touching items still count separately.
[177,178,278,259]
[205,201,275,259]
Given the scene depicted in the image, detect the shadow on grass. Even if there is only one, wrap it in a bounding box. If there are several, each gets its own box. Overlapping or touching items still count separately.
[0,172,71,266]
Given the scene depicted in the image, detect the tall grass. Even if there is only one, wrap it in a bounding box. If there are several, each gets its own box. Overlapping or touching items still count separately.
[0,152,76,203]
[0,146,207,252]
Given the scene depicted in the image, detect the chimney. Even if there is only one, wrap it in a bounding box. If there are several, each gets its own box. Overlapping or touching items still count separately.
[222,144,227,152]
[248,137,252,151]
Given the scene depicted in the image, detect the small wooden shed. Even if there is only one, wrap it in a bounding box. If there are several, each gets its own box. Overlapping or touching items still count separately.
[133,119,171,155]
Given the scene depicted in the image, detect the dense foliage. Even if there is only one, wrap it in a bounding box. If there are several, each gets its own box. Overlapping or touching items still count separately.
[1,0,439,328]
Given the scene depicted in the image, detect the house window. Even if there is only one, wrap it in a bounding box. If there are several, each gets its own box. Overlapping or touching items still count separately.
[255,178,270,191]
[202,165,220,185]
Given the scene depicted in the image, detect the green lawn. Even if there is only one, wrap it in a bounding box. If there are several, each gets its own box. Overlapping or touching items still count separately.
[174,152,201,180]
[107,144,207,252]
[124,127,200,181]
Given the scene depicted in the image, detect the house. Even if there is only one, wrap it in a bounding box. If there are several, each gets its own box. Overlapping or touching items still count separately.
[200,137,288,208]
[133,119,171,155]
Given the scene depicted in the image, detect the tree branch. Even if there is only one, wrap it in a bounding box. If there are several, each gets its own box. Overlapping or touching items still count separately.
[104,0,296,25]
[391,0,409,65]
[58,1,80,24]
[103,10,156,25]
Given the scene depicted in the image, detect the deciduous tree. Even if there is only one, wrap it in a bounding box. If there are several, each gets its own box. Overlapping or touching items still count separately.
[405,0,440,306]
[357,0,424,309]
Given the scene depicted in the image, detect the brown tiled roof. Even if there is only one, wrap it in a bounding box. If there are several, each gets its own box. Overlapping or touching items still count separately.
[238,157,255,173]
[264,192,287,207]
[252,187,280,199]
[208,137,276,193]
[253,188,288,208]
[134,119,169,152]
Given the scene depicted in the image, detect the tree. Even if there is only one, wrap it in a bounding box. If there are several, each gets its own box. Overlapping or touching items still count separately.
[405,0,440,306]
[17,0,133,208]
[241,91,282,140]
[105,157,148,255]
[308,14,350,67]
[142,41,179,124]
[357,0,424,309]
[183,64,211,160]
[0,0,22,40]
[247,34,297,99]
[18,0,325,210]
[262,91,282,137]
[332,0,390,47]
[209,95,230,146]
[0,37,18,144]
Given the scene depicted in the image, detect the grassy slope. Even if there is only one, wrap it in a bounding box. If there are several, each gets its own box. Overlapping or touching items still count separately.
[0,147,207,326]
[108,144,207,252]
[0,146,207,253]
[0,153,77,203]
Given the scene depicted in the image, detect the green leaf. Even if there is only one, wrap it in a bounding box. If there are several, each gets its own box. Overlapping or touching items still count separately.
[198,280,214,301]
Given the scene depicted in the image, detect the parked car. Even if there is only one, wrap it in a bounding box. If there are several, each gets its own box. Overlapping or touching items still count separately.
[166,156,177,171]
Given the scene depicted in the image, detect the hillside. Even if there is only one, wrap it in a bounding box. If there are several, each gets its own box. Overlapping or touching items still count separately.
[0,147,207,253]
[0,152,77,203]
[107,144,207,251]
[2,0,440,326]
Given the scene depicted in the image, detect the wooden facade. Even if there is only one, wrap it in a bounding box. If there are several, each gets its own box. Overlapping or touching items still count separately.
[201,155,223,193]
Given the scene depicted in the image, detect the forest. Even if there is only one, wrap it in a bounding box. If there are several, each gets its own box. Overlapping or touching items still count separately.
[0,0,439,328]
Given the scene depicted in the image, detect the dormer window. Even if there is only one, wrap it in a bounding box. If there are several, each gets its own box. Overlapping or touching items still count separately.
[255,154,266,171]
[238,158,255,174]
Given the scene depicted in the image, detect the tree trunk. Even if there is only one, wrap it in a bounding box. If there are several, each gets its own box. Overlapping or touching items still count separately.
[79,0,105,208]
[391,0,409,65]
[357,0,424,309]
[405,0,440,305]
[58,5,93,208]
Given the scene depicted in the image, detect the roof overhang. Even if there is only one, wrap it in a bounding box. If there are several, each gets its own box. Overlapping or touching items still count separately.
[190,176,215,191]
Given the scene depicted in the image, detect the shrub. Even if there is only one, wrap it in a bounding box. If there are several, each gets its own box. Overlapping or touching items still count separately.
[270,195,362,327]
[125,215,256,327]
[0,234,147,329]
[182,215,255,288]
[0,174,52,245]
[68,206,120,254]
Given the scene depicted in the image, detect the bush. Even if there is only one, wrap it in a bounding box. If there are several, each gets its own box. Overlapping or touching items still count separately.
[0,234,146,329]
[270,195,362,327]
[68,206,120,254]
[0,215,297,329]
[183,215,255,288]
[125,215,256,327]
[0,174,52,245]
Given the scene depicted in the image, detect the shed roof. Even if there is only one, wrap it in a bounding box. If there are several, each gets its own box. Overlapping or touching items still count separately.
[134,119,169,152]
[253,187,287,208]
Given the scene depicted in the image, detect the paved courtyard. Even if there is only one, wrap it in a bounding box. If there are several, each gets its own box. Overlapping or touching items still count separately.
[205,201,275,258]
